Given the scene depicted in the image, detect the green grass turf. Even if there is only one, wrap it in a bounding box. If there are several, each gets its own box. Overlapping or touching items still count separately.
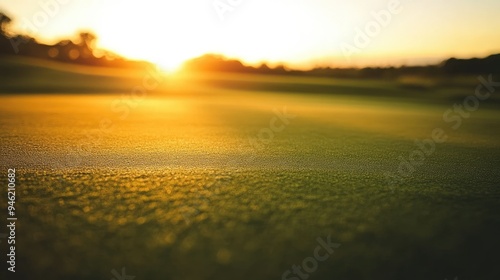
[0,56,499,280]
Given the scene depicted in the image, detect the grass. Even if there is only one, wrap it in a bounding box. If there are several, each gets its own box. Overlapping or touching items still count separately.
[0,56,499,280]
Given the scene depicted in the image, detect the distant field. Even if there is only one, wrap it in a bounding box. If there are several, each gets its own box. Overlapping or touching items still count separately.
[2,55,498,104]
[0,57,499,280]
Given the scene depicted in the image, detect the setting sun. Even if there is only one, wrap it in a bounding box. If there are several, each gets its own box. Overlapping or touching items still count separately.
[93,1,212,71]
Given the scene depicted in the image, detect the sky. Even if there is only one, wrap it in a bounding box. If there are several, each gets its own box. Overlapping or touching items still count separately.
[0,0,499,70]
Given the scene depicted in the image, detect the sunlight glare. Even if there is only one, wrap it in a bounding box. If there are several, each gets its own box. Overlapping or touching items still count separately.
[95,0,210,71]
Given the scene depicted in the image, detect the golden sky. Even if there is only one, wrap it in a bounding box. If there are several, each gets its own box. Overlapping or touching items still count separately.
[1,0,500,70]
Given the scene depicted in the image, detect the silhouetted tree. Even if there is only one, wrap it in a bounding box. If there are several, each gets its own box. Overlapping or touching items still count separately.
[78,32,96,49]
[0,12,11,35]
[77,32,97,59]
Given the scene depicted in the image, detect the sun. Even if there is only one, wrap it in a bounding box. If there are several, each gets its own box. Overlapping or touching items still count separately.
[92,0,210,72]
[148,53,189,73]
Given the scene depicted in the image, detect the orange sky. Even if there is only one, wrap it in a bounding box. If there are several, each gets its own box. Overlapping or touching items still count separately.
[1,0,500,70]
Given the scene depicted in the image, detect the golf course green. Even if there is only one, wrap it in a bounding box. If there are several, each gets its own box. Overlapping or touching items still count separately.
[1,57,499,280]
